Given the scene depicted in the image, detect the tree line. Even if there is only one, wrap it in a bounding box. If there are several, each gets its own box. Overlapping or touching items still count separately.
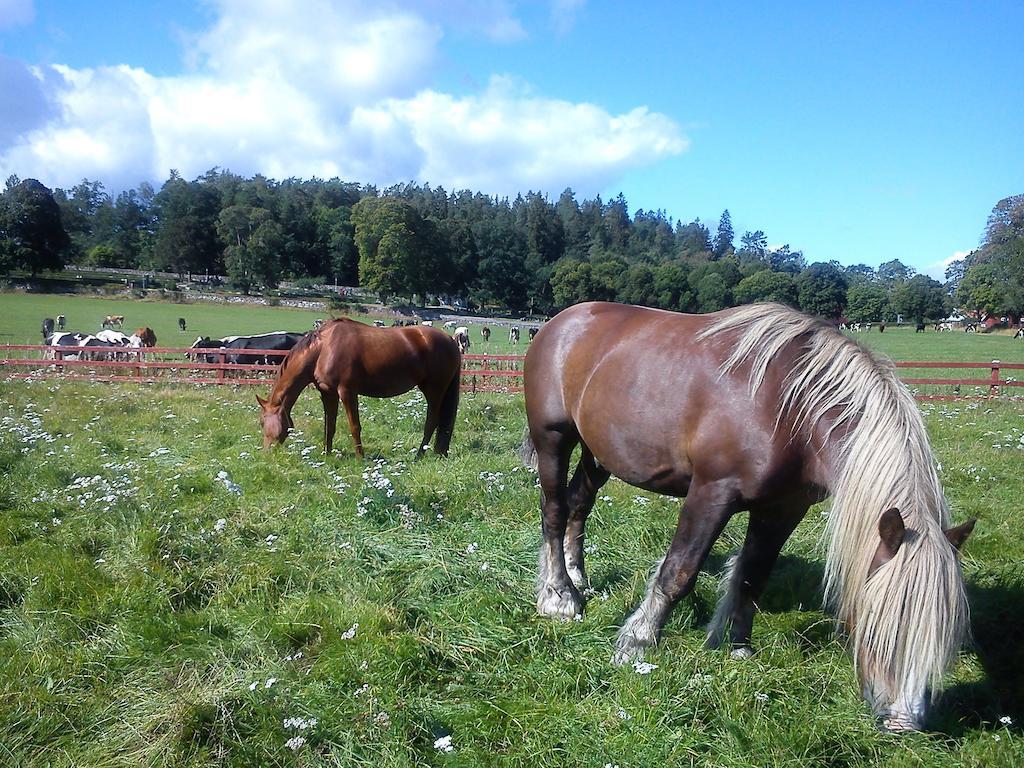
[1,170,1020,323]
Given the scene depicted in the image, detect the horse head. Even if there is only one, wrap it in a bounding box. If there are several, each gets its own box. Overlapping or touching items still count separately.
[857,508,976,731]
[257,394,292,448]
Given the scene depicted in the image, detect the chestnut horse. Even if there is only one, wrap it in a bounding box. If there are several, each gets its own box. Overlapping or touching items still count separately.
[522,301,974,731]
[258,318,461,459]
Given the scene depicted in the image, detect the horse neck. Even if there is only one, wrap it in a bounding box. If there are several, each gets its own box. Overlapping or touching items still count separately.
[268,346,316,410]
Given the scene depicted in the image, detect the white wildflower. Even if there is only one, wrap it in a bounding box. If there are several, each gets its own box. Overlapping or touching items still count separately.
[285,736,306,750]
[433,735,454,752]
[632,660,658,675]
[341,622,359,640]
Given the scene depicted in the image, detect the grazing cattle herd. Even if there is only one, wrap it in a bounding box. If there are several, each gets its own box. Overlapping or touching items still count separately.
[37,312,543,370]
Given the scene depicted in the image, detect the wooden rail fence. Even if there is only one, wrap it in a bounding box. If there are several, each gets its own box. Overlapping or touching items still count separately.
[0,345,527,393]
[3,345,1024,400]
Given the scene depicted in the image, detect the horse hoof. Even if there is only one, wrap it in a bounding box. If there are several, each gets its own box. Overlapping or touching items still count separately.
[611,643,645,667]
[536,585,583,619]
[729,645,755,660]
[611,632,652,666]
[566,567,589,592]
[879,716,920,733]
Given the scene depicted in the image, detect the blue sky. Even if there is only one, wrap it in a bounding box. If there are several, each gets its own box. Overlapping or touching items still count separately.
[1,1,1021,277]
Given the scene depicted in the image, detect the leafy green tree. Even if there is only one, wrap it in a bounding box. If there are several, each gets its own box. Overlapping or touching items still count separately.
[84,243,119,268]
[738,230,768,259]
[713,209,734,258]
[876,259,914,288]
[767,245,805,274]
[676,219,712,258]
[0,178,70,276]
[893,274,948,323]
[550,259,595,308]
[53,179,107,261]
[796,262,848,318]
[956,263,1006,317]
[618,264,656,306]
[651,261,692,310]
[842,263,875,286]
[352,197,451,304]
[845,283,890,323]
[733,269,798,306]
[152,171,224,274]
[591,257,627,302]
[217,206,283,292]
[695,272,730,312]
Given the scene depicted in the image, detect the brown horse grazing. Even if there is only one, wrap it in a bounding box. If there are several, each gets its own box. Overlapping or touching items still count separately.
[522,301,974,732]
[258,318,461,459]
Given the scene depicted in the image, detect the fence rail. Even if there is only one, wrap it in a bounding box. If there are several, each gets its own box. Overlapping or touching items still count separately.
[0,345,525,392]
[3,346,1023,399]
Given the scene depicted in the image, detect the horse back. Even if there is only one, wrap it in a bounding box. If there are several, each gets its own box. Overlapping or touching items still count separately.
[316,320,460,396]
[526,303,810,499]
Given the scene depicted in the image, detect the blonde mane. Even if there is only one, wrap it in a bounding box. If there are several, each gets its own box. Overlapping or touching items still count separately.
[700,303,969,710]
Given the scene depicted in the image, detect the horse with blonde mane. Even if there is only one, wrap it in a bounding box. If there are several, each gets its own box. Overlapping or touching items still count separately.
[522,301,974,732]
[258,318,461,459]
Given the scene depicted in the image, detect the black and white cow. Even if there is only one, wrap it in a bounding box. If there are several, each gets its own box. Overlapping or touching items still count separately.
[189,332,305,366]
[225,332,306,365]
[45,331,115,361]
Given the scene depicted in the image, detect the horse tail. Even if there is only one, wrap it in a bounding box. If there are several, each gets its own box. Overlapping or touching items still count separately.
[434,368,461,456]
[518,427,538,470]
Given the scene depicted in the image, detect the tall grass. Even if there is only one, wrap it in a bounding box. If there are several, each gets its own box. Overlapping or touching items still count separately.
[0,378,1021,766]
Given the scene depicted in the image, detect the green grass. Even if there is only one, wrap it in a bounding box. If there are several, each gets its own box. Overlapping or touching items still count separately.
[0,292,531,355]
[0,376,1021,767]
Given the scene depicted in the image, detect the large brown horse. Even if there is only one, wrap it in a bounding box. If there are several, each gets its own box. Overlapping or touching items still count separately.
[522,301,974,732]
[258,318,461,458]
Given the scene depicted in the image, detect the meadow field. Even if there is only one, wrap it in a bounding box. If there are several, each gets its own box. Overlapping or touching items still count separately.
[0,294,1022,766]
[0,293,531,355]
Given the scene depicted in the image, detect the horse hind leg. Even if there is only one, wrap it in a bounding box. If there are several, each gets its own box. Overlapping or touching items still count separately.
[320,390,339,455]
[563,444,610,592]
[705,501,808,658]
[415,386,444,459]
[534,427,584,619]
[613,478,739,665]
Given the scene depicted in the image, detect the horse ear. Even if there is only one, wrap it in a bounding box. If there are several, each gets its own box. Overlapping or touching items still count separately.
[878,507,905,555]
[256,394,268,409]
[944,518,976,551]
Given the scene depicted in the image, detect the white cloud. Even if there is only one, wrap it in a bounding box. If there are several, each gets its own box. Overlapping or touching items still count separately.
[922,250,969,281]
[550,0,587,34]
[0,0,34,30]
[0,0,685,196]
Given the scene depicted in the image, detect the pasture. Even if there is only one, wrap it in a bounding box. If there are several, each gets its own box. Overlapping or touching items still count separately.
[0,372,1022,767]
[0,293,531,355]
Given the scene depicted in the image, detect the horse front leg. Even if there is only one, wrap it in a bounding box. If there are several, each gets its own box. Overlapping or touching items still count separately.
[563,444,610,592]
[613,479,739,665]
[535,429,583,619]
[704,500,809,658]
[320,390,339,455]
[339,389,363,459]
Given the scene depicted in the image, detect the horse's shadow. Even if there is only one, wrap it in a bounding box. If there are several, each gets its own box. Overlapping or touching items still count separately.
[594,552,1024,735]
[932,578,1024,735]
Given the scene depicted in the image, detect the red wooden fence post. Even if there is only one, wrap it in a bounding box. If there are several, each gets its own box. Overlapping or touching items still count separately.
[218,350,226,383]
[991,360,1001,396]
